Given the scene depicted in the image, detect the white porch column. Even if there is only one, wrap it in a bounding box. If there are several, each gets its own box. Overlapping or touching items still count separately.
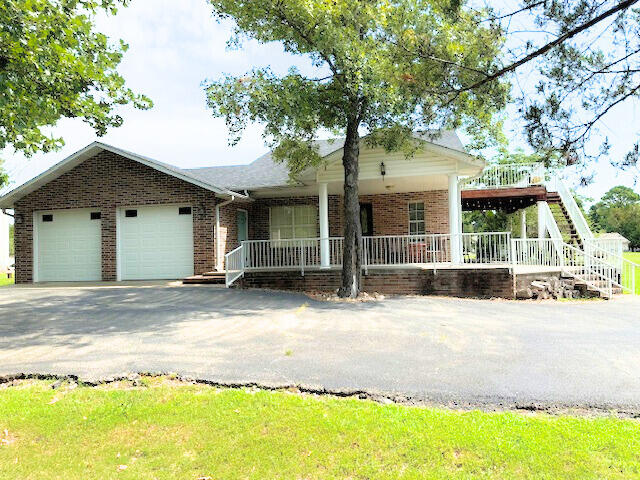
[521,209,527,239]
[318,182,330,268]
[537,200,547,239]
[448,174,462,264]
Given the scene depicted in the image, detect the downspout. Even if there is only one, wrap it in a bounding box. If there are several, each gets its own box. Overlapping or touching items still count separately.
[215,195,236,272]
[1,209,14,218]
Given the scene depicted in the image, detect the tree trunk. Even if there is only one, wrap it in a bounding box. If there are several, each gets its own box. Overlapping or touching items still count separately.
[338,118,362,298]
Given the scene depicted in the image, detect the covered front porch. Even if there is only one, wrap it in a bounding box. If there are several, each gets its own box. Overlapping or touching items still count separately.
[222,159,631,299]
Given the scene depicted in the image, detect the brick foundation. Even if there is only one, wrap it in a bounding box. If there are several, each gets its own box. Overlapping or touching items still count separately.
[240,267,518,299]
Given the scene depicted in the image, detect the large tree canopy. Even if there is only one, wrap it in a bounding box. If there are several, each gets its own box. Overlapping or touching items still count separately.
[205,0,509,297]
[0,0,152,158]
[590,185,640,248]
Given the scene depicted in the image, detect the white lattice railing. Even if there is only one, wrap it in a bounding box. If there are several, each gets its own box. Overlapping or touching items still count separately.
[462,162,546,190]
[511,238,617,298]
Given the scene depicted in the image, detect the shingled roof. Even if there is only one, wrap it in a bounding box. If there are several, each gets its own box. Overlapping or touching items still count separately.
[185,131,466,191]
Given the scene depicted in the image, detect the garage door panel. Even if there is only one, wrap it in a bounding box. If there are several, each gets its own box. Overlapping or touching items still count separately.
[119,205,194,280]
[36,209,102,282]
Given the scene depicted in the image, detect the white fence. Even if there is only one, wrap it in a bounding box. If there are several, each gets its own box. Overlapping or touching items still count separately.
[461,162,546,190]
[361,234,452,267]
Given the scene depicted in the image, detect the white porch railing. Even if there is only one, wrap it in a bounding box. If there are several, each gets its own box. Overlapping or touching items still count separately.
[512,238,616,298]
[361,234,452,267]
[461,162,546,190]
[242,237,344,273]
[226,233,630,297]
[461,232,512,264]
[224,245,245,287]
[226,233,513,286]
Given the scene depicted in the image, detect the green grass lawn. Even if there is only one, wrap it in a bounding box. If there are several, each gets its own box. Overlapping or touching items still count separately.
[1,378,639,479]
[623,252,640,294]
[0,274,13,287]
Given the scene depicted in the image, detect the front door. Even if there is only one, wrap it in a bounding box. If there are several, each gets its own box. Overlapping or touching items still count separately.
[237,209,248,244]
[360,203,373,236]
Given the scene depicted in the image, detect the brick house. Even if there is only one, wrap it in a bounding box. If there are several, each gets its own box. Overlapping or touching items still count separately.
[2,131,626,298]
[0,131,481,282]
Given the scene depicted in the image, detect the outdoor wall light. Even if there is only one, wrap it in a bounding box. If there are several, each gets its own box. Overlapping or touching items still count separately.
[14,214,23,224]
[380,161,386,180]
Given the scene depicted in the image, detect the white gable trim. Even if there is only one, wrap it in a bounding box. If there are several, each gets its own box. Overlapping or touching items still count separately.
[0,142,244,208]
[296,135,483,184]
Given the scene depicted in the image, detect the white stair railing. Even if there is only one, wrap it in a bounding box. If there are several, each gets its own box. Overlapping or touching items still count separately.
[582,242,638,295]
[512,238,617,298]
[546,177,593,243]
[538,201,564,250]
[225,244,245,287]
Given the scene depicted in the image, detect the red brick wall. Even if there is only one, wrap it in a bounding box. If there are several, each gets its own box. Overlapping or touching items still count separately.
[331,191,450,236]
[14,151,219,283]
[247,190,449,240]
[241,267,516,298]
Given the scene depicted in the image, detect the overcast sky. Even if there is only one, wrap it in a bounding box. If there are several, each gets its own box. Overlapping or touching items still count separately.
[1,0,638,202]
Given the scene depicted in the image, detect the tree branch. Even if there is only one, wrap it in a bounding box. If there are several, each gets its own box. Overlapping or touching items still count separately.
[475,0,546,24]
[573,82,640,143]
[462,0,640,93]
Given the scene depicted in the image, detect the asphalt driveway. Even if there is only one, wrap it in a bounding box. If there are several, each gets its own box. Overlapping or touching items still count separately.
[1,283,640,412]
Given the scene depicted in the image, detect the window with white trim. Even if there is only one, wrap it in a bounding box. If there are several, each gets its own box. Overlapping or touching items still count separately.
[408,201,425,235]
[269,205,318,240]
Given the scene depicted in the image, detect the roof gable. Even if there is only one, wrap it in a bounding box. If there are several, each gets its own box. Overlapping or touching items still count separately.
[0,142,240,208]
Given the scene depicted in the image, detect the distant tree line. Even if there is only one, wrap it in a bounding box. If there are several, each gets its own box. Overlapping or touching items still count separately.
[590,186,640,250]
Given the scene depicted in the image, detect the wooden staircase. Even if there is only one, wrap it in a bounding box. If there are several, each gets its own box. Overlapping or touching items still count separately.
[546,192,583,247]
[183,271,226,285]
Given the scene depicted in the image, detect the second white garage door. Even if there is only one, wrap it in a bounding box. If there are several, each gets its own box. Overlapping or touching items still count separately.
[119,205,194,280]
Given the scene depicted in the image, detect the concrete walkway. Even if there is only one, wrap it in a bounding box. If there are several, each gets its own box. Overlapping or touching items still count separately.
[1,283,639,411]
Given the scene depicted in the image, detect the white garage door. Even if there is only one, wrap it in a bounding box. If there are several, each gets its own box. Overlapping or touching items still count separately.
[35,209,102,282]
[119,205,194,280]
